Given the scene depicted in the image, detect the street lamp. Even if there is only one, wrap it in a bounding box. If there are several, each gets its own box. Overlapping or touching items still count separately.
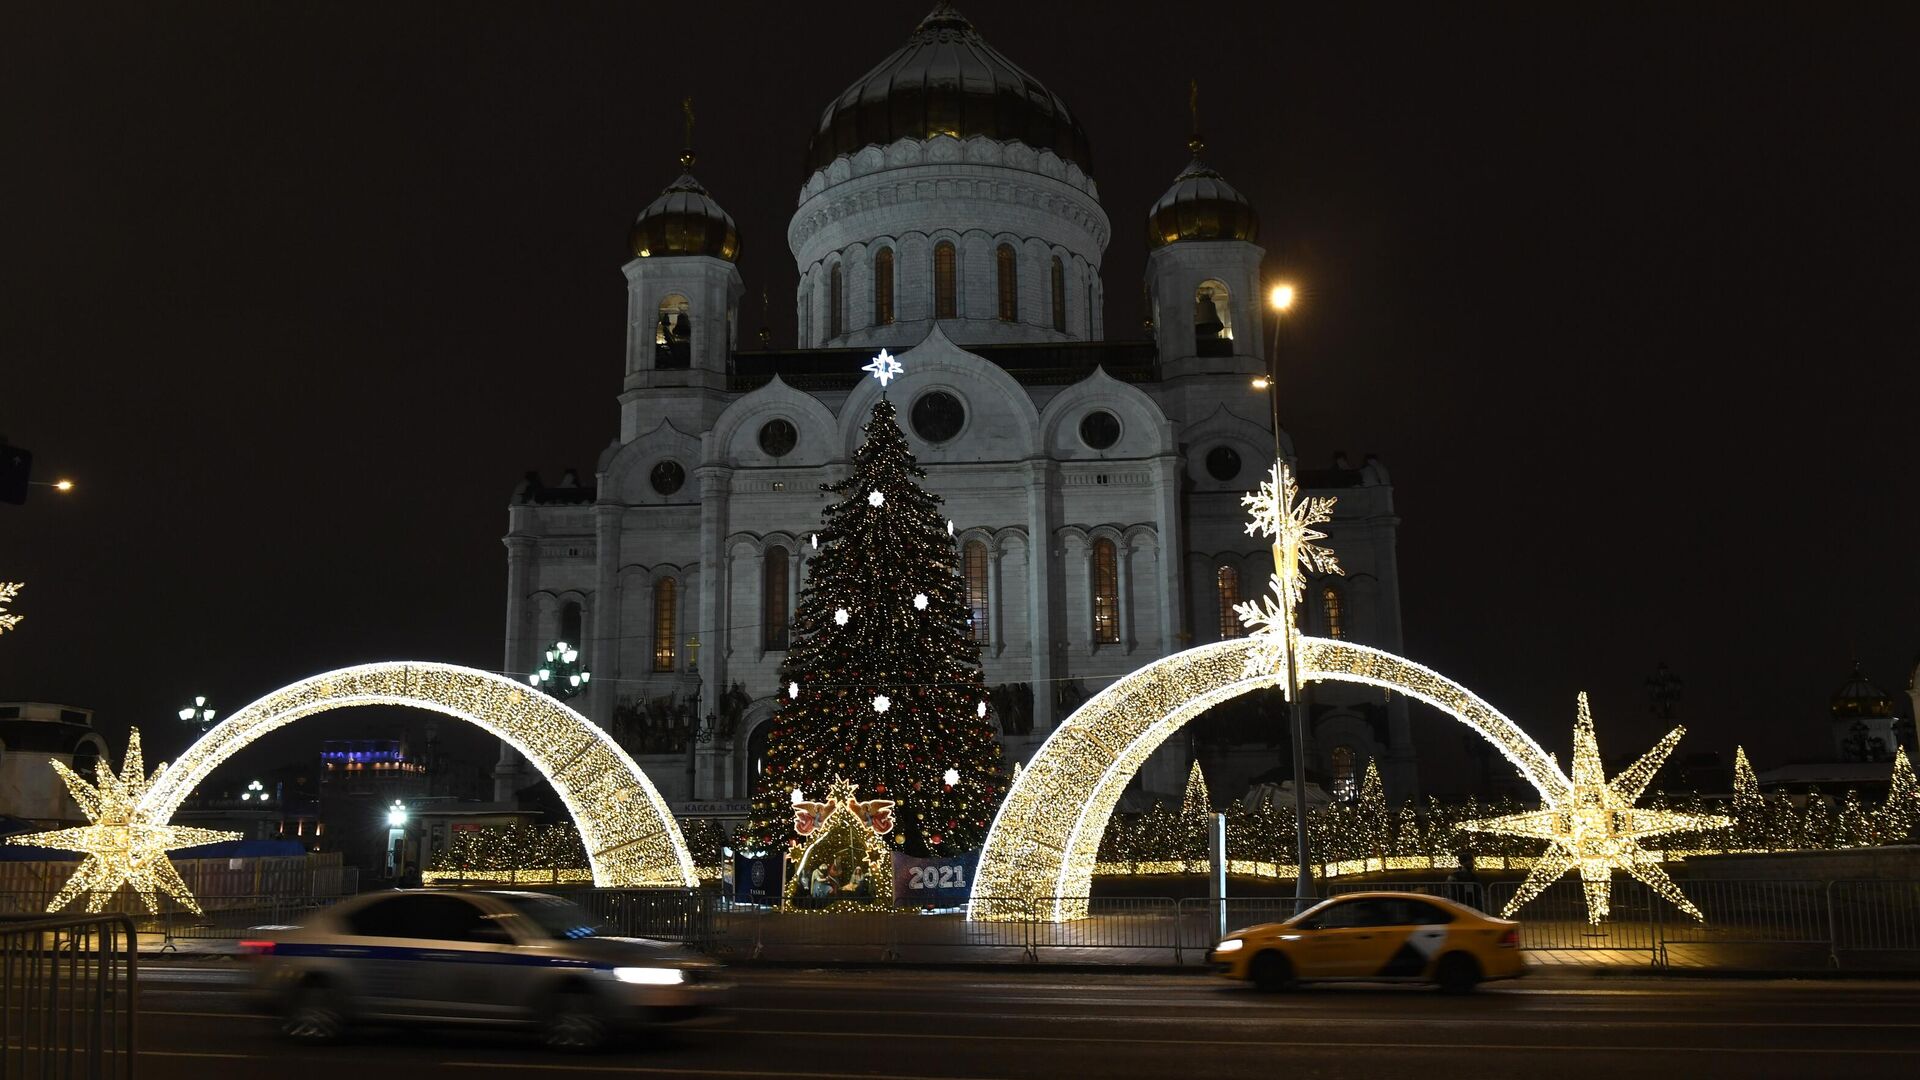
[527,640,590,700]
[1259,280,1317,909]
[177,696,217,732]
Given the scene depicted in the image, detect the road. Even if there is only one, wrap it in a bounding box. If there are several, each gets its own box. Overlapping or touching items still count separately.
[133,964,1920,1079]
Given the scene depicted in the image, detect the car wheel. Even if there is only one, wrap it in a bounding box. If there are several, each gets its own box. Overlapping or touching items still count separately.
[544,989,609,1052]
[280,984,346,1044]
[1249,951,1295,993]
[1435,952,1480,994]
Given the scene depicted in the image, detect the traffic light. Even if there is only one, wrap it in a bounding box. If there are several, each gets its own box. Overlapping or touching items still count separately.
[0,444,29,505]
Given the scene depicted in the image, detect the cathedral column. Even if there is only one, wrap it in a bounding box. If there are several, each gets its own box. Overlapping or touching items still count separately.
[1151,456,1186,657]
[495,532,535,801]
[1024,459,1055,731]
[590,503,622,729]
[694,462,732,801]
[1115,534,1135,653]
[988,540,1005,656]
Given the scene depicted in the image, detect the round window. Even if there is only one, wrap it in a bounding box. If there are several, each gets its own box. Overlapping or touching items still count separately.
[1079,410,1121,450]
[1205,446,1243,482]
[910,391,966,444]
[649,460,686,495]
[758,419,798,457]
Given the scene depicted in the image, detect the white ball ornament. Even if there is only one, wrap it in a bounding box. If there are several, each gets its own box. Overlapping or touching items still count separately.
[788,681,800,700]
[913,593,928,610]
[834,608,850,626]
[944,767,960,787]
[873,694,891,714]
[976,701,987,719]
[868,490,884,507]
[790,788,804,804]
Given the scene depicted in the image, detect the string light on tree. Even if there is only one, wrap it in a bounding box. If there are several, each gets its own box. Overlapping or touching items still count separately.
[0,580,24,636]
[6,729,240,913]
[1463,693,1729,923]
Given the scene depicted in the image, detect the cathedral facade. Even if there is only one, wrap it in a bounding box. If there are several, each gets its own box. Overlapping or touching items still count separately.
[496,5,1417,813]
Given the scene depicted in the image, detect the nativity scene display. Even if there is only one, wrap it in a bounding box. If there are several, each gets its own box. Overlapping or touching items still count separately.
[786,778,896,909]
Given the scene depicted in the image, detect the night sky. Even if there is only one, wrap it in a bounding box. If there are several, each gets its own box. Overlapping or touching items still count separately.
[3,3,1913,789]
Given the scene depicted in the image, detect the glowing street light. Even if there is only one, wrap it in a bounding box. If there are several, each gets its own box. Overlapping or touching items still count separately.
[1269,283,1297,312]
[387,801,408,828]
[178,695,217,732]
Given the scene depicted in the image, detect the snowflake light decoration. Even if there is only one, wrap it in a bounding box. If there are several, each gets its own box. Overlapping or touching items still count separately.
[868,490,885,507]
[7,728,240,914]
[861,349,904,387]
[834,607,850,626]
[0,580,23,636]
[1231,462,1342,683]
[1463,693,1730,924]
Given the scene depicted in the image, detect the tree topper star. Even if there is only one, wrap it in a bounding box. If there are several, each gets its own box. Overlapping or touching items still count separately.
[1463,693,1729,924]
[1232,462,1342,681]
[862,349,904,387]
[7,728,240,914]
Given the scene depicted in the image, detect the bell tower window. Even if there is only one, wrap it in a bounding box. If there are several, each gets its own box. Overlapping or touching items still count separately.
[655,294,691,368]
[1194,280,1232,356]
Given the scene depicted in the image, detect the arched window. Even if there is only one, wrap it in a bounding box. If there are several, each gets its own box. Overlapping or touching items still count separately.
[934,241,957,319]
[798,285,812,346]
[1091,538,1119,645]
[1050,256,1067,332]
[873,248,895,326]
[1331,745,1357,801]
[1216,566,1241,639]
[1194,280,1232,355]
[558,601,583,646]
[964,540,990,642]
[995,243,1018,321]
[1322,585,1345,640]
[764,547,790,651]
[652,578,677,672]
[828,264,844,339]
[655,294,691,368]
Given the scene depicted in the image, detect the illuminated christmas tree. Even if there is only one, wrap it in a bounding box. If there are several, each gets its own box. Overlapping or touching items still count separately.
[1181,761,1211,815]
[746,368,1005,857]
[1877,748,1919,844]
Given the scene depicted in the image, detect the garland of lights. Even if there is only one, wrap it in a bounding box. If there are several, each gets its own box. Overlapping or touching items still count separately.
[1462,693,1729,923]
[139,661,697,888]
[7,729,241,913]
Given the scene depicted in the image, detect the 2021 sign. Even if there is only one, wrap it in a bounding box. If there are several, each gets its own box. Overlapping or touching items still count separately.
[892,853,977,906]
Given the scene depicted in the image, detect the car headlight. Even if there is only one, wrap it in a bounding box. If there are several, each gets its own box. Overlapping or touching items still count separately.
[1213,938,1244,953]
[613,966,687,986]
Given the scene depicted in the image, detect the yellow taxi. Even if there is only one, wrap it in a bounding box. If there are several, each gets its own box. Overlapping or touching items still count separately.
[1209,891,1524,993]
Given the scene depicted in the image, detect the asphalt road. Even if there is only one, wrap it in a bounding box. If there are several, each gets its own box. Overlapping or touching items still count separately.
[132,964,1920,1080]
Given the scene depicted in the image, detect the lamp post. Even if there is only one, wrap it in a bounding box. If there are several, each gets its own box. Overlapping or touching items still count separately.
[386,800,409,879]
[527,640,590,701]
[177,696,217,733]
[1256,282,1316,908]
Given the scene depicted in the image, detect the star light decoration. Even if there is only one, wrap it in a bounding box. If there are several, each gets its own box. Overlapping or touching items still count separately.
[1232,462,1342,686]
[861,348,903,388]
[0,580,24,636]
[8,729,240,914]
[1463,693,1730,923]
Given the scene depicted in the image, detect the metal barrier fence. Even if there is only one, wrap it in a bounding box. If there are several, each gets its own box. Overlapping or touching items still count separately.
[1,914,137,1079]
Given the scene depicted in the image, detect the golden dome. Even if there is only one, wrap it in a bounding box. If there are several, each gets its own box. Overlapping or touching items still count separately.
[1831,662,1898,720]
[806,4,1092,176]
[629,164,739,262]
[1146,148,1259,249]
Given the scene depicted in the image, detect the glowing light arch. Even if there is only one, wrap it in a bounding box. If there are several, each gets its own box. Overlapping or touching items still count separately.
[969,637,1571,921]
[142,662,697,888]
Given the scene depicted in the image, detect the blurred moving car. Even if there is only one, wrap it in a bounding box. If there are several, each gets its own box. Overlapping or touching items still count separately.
[1208,891,1524,993]
[244,889,724,1049]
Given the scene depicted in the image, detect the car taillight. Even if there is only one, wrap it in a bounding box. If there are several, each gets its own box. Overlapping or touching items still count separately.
[238,940,276,955]
[1497,928,1520,948]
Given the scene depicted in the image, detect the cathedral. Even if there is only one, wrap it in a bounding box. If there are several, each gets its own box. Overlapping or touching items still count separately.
[495,4,1418,815]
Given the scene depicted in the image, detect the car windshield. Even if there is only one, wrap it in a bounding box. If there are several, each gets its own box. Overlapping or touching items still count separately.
[493,894,604,940]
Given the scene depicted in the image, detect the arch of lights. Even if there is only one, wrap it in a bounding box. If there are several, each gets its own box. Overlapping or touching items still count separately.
[968,637,1572,922]
[142,661,697,888]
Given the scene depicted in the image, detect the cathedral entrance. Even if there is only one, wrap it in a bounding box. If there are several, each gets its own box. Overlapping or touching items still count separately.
[968,637,1571,921]
[141,661,697,888]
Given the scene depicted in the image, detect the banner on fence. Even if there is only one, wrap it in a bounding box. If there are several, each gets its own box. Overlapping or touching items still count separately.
[892,852,977,908]
[734,854,780,906]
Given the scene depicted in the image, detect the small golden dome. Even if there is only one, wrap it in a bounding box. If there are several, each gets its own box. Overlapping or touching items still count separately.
[1831,662,1898,720]
[1146,153,1259,249]
[629,168,739,262]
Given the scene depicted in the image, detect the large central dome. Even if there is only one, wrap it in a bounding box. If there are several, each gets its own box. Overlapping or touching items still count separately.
[805,3,1092,177]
